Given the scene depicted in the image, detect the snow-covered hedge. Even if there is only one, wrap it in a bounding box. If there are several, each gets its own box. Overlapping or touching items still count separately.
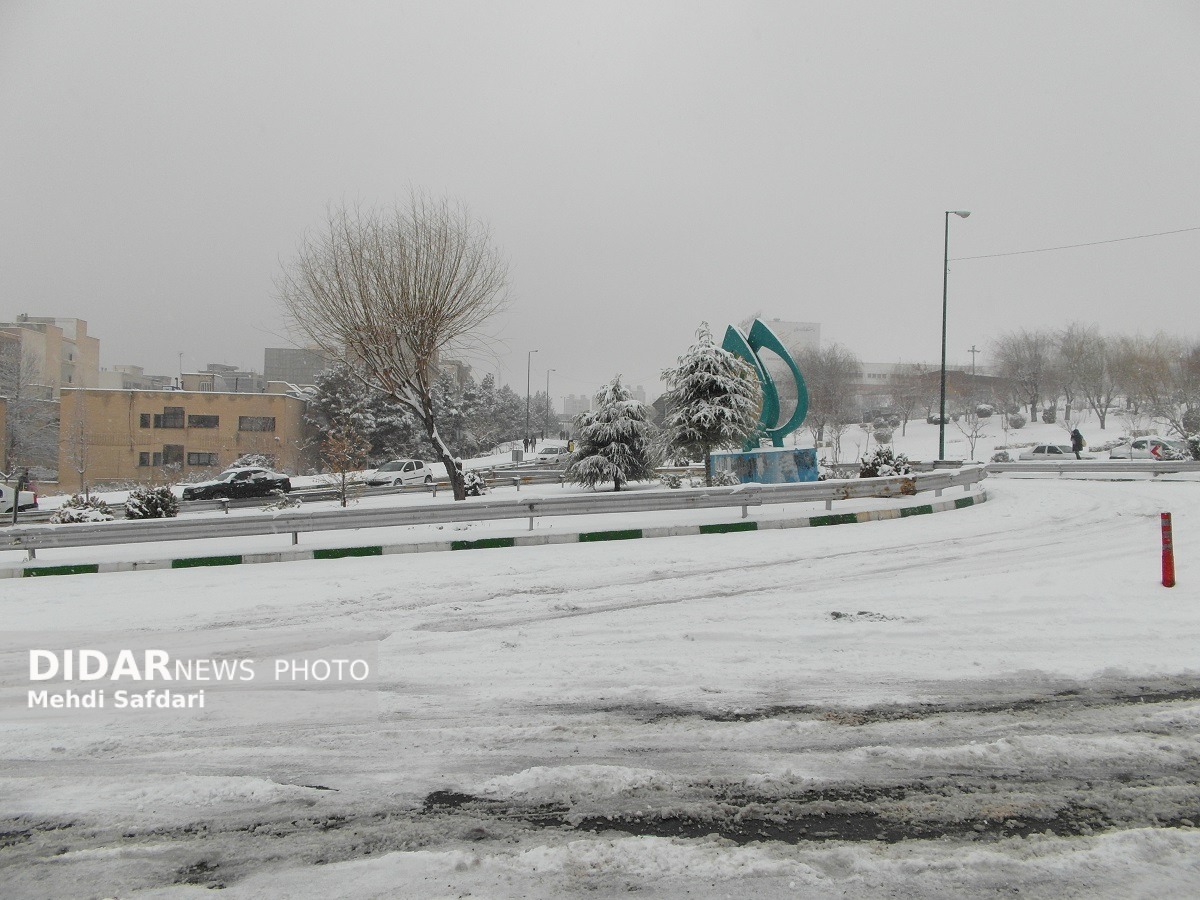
[124,486,179,519]
[50,494,114,524]
[991,450,1012,463]
[859,446,912,478]
[1007,414,1026,429]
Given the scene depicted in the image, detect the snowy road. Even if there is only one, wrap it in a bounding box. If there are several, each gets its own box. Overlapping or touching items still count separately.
[2,478,1199,898]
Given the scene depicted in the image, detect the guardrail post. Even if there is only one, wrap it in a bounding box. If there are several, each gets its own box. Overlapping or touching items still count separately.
[292,532,299,545]
[527,502,535,531]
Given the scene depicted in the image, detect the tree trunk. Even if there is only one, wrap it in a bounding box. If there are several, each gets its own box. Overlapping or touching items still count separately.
[703,440,712,487]
[417,392,466,500]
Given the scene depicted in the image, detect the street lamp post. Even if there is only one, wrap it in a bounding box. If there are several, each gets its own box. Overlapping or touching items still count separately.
[544,368,556,439]
[525,349,539,445]
[939,210,971,460]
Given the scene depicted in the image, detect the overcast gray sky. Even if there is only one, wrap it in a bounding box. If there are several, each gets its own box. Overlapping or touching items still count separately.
[2,1,1198,401]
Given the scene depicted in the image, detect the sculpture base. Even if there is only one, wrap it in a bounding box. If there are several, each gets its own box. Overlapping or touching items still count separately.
[709,446,819,484]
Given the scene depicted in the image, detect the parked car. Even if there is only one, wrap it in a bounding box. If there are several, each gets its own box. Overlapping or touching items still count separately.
[534,445,571,466]
[364,459,433,486]
[1017,444,1094,461]
[181,466,292,500]
[1109,437,1189,460]
[0,482,38,514]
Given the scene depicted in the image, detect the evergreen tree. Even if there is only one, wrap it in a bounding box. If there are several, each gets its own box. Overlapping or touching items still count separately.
[566,375,657,491]
[660,323,761,485]
[308,364,424,462]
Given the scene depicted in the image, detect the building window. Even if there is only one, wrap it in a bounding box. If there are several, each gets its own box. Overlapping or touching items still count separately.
[139,451,164,467]
[187,452,219,466]
[162,445,184,466]
[238,416,276,432]
[153,406,184,428]
[188,414,219,428]
[138,452,151,467]
[139,413,151,428]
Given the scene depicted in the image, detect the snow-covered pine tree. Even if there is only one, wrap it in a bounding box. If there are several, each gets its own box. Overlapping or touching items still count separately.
[660,323,761,486]
[566,375,657,491]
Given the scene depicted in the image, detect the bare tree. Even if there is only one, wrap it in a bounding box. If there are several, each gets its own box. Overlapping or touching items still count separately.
[279,195,509,500]
[953,407,991,461]
[63,402,90,497]
[889,362,934,435]
[0,344,58,474]
[1058,324,1118,429]
[321,417,370,507]
[993,329,1058,424]
[796,344,861,464]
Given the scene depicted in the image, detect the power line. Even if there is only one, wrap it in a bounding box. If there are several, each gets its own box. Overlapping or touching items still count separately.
[950,225,1200,261]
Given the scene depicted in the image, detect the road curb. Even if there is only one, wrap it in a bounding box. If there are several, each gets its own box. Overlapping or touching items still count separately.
[5,488,988,579]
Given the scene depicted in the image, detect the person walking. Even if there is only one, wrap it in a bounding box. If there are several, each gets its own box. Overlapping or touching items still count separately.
[1070,427,1085,459]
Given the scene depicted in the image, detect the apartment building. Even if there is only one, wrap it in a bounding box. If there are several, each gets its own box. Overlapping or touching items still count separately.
[0,315,100,398]
[264,347,336,386]
[58,388,311,492]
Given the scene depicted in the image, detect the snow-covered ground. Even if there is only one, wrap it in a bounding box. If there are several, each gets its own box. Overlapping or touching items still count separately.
[3,420,1199,899]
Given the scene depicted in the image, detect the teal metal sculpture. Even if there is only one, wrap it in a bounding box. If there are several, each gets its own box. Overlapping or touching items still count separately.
[722,319,809,450]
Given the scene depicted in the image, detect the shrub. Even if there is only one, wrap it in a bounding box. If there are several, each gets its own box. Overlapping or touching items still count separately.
[873,428,894,444]
[659,472,684,489]
[976,404,993,418]
[1007,414,1026,429]
[232,453,276,469]
[262,489,303,510]
[1182,409,1200,434]
[1187,434,1200,460]
[712,470,740,486]
[991,450,1012,463]
[859,446,912,478]
[50,494,114,524]
[125,486,179,519]
[1041,408,1057,424]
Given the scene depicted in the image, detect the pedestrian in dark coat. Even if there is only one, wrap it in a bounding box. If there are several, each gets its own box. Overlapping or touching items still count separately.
[1070,428,1085,459]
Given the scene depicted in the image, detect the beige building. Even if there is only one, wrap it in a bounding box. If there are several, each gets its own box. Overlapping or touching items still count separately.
[58,389,312,492]
[0,316,100,398]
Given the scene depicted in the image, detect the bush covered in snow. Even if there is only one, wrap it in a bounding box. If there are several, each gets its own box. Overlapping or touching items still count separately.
[124,486,179,519]
[659,472,684,489]
[872,428,894,444]
[50,494,114,524]
[232,453,277,470]
[859,446,912,478]
[1007,414,1026,429]
[262,489,303,510]
[1187,434,1200,460]
[991,450,1012,463]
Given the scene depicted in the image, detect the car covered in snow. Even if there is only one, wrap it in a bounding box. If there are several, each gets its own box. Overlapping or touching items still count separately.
[180,466,292,501]
[364,459,433,486]
[1017,444,1095,461]
[1109,437,1189,460]
[0,482,38,514]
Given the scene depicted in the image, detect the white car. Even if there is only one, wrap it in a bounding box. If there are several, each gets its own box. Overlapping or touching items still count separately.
[0,482,38,514]
[1017,444,1094,461]
[365,459,433,486]
[534,446,571,466]
[1109,437,1189,460]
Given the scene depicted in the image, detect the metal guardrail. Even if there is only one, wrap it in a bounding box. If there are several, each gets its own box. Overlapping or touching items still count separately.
[0,467,985,555]
[986,460,1200,475]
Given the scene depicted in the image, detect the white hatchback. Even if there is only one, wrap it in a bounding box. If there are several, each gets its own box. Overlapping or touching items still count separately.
[365,459,433,486]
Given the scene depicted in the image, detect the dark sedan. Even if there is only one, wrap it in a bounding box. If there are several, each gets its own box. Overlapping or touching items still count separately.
[181,466,292,501]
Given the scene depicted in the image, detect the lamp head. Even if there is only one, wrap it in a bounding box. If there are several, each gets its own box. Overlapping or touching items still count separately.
[950,210,971,218]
